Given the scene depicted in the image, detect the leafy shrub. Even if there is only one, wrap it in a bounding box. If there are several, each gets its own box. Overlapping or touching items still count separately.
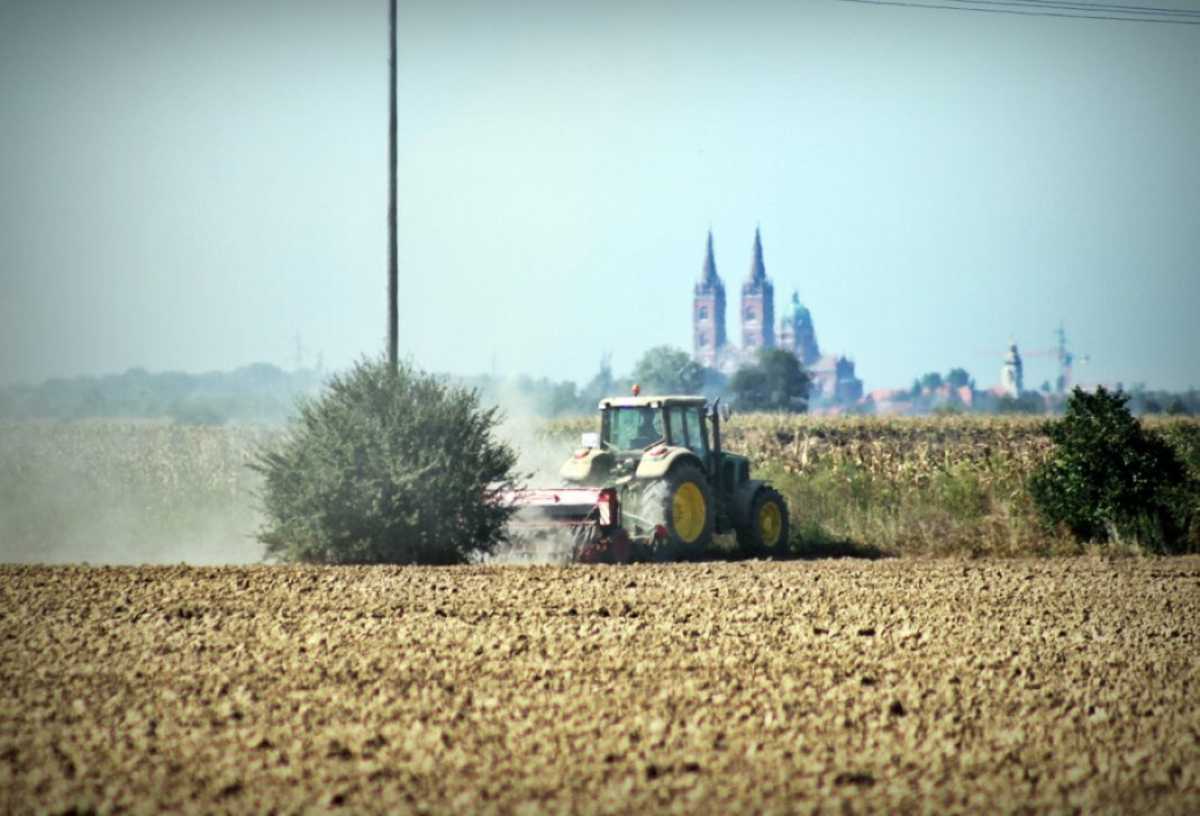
[253,358,517,564]
[1029,387,1196,552]
[1155,421,1200,480]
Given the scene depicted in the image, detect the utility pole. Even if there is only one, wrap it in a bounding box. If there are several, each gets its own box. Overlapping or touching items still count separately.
[387,0,399,372]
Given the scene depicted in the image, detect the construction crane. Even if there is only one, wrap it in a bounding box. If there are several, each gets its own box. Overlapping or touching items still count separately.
[1052,323,1090,394]
[1016,325,1091,394]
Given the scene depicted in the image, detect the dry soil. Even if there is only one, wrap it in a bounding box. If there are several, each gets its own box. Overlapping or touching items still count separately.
[2,558,1198,814]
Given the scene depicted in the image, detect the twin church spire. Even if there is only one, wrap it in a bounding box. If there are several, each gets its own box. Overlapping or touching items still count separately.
[694,227,776,368]
[692,230,861,403]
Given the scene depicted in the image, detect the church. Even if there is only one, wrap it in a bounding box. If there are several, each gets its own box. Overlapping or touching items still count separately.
[692,229,863,405]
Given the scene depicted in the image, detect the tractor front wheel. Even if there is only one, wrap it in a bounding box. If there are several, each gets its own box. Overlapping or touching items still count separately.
[641,463,714,561]
[736,487,790,557]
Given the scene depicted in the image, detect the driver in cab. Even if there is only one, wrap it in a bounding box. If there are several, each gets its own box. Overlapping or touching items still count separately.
[630,407,663,449]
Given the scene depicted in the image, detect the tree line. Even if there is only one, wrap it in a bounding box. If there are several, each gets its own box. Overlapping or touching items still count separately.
[3,352,1194,424]
[0,364,323,424]
[466,345,811,417]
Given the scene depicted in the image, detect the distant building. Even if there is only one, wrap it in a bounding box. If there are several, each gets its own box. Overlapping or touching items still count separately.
[690,228,862,406]
[778,292,820,367]
[808,355,864,404]
[864,387,915,416]
[1000,342,1023,398]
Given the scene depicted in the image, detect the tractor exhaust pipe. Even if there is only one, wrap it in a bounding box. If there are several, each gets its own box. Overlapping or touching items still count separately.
[710,398,723,491]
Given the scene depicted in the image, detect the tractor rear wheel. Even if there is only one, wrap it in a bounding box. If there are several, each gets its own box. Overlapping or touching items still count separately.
[641,463,714,560]
[736,487,790,557]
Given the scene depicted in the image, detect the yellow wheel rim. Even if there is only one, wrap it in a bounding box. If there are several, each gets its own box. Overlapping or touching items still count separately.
[758,501,783,548]
[672,482,706,543]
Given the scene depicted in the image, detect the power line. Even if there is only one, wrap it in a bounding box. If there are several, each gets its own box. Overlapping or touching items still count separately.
[834,0,1200,24]
[996,0,1200,17]
[958,0,1200,17]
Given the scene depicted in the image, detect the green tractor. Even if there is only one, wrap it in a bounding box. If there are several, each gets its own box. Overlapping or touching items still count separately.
[507,393,789,562]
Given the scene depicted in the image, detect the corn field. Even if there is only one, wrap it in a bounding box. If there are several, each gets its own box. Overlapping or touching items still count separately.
[543,414,1200,557]
[3,416,1198,564]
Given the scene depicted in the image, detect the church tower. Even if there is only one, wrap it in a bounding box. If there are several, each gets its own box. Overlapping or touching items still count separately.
[1001,342,1024,397]
[693,230,727,368]
[741,227,775,350]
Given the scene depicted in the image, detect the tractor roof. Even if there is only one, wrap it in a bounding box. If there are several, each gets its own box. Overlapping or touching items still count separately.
[598,395,707,410]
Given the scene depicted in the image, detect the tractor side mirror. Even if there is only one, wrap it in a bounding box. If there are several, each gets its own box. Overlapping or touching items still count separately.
[720,403,732,422]
[580,432,600,449]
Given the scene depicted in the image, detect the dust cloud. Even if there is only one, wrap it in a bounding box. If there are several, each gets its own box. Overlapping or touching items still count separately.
[485,383,591,564]
[0,422,268,566]
[0,384,588,566]
[488,381,587,487]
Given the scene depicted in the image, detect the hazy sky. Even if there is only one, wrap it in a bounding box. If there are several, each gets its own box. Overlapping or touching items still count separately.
[2,0,1198,392]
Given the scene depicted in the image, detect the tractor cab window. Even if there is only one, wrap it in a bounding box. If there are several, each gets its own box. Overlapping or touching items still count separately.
[667,409,686,448]
[606,406,663,450]
[682,407,708,459]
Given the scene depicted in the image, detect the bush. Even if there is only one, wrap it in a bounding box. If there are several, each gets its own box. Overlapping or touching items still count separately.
[253,357,517,564]
[1029,387,1196,552]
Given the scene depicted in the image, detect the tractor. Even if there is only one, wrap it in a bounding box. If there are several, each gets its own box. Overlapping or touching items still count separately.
[504,391,789,562]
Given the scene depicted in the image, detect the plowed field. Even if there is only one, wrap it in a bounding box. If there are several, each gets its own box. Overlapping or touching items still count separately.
[2,559,1198,814]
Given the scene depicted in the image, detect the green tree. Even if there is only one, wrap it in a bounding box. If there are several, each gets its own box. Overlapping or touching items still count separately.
[1029,387,1196,552]
[580,353,615,405]
[945,368,972,389]
[253,357,517,564]
[919,371,944,391]
[730,366,769,410]
[730,349,810,412]
[546,380,581,416]
[632,346,705,395]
